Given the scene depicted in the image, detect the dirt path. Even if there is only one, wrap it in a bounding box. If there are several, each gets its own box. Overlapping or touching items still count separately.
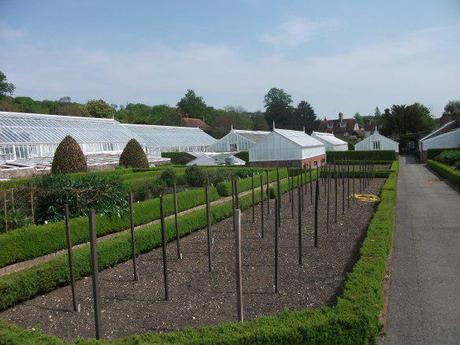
[0,177,384,340]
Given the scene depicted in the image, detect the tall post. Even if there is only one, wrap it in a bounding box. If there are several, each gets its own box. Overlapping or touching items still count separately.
[300,167,305,211]
[232,177,236,233]
[342,164,345,215]
[128,193,139,281]
[88,210,101,339]
[205,177,212,272]
[259,174,264,238]
[173,183,182,259]
[30,188,35,225]
[251,173,255,223]
[334,163,338,223]
[326,164,330,233]
[297,173,302,265]
[235,209,243,322]
[359,163,363,192]
[314,179,319,248]
[276,168,281,227]
[64,204,78,312]
[274,197,279,293]
[352,164,355,201]
[3,192,7,232]
[290,172,294,219]
[309,163,313,204]
[160,195,169,300]
[347,161,350,209]
[266,170,270,215]
[288,170,292,202]
[303,166,307,200]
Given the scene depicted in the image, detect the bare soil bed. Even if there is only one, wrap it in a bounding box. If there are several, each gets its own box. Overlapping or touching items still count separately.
[0,177,385,340]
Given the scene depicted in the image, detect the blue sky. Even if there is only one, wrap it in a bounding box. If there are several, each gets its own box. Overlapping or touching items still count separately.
[0,0,459,118]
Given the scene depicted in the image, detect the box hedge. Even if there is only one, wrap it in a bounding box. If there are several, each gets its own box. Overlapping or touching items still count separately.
[426,147,460,160]
[0,165,398,344]
[327,150,397,162]
[427,160,460,188]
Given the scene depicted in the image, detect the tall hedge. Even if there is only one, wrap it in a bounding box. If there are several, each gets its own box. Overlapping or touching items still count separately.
[51,136,87,174]
[119,139,149,168]
[327,150,397,162]
[426,147,460,160]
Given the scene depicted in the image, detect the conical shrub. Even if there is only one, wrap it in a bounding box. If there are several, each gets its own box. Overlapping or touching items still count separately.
[51,136,87,174]
[119,139,149,168]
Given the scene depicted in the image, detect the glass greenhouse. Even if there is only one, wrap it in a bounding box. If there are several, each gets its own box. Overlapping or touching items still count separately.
[122,124,216,153]
[0,111,144,163]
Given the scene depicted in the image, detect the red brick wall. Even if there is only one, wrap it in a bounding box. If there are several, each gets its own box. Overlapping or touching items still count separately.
[249,154,325,168]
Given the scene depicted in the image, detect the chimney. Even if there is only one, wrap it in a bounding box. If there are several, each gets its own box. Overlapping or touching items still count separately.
[338,112,343,122]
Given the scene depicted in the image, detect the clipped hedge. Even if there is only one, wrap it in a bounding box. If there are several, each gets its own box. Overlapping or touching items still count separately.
[426,147,460,160]
[51,136,87,174]
[327,150,397,162]
[234,151,249,163]
[119,139,149,168]
[161,152,195,165]
[427,160,460,188]
[0,165,398,344]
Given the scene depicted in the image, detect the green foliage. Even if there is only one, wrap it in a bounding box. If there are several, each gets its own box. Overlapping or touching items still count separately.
[435,150,460,166]
[0,71,15,97]
[380,103,436,137]
[51,136,87,174]
[0,210,32,233]
[427,160,460,188]
[185,165,207,187]
[234,151,249,163]
[34,174,127,223]
[264,87,293,129]
[216,181,231,196]
[426,147,460,160]
[84,99,114,118]
[161,152,195,165]
[327,150,397,162]
[119,139,149,168]
[159,168,177,187]
[0,166,398,345]
[177,89,208,118]
[442,100,460,121]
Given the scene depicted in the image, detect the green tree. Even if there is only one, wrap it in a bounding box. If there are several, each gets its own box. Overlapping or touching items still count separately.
[0,71,15,97]
[374,107,382,117]
[51,136,87,174]
[442,100,460,121]
[85,99,115,118]
[354,112,364,127]
[177,89,208,118]
[380,103,435,137]
[295,101,317,133]
[263,87,294,129]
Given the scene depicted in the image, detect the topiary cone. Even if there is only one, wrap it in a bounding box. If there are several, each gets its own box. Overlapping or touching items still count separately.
[119,139,149,168]
[51,135,87,174]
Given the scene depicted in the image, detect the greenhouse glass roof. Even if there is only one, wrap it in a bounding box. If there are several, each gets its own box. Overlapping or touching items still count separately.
[0,111,141,146]
[122,124,216,151]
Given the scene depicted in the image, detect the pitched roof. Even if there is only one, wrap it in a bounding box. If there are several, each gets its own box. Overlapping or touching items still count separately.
[318,118,359,134]
[274,128,323,147]
[420,120,460,142]
[182,117,210,128]
[233,129,270,143]
[311,131,348,146]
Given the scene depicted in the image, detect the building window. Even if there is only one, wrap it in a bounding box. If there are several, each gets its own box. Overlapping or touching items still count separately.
[372,141,381,150]
[229,143,237,151]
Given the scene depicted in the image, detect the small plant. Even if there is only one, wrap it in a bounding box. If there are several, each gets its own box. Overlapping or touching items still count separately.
[268,186,276,199]
[185,165,207,187]
[216,181,231,196]
[0,209,32,233]
[160,168,177,187]
[119,139,149,169]
[51,136,87,174]
[435,150,460,166]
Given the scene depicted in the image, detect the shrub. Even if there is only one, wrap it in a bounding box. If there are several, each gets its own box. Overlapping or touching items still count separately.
[435,150,460,166]
[160,168,177,187]
[426,147,460,160]
[161,152,195,165]
[268,186,276,199]
[327,150,397,162]
[216,181,231,196]
[428,160,460,188]
[455,161,460,170]
[119,139,149,169]
[51,136,87,174]
[185,165,207,187]
[234,151,249,163]
[0,210,32,233]
[176,174,187,186]
[34,173,127,222]
[209,169,230,185]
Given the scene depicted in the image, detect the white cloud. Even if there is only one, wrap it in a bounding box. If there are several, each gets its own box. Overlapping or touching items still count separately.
[0,24,459,117]
[261,17,339,49]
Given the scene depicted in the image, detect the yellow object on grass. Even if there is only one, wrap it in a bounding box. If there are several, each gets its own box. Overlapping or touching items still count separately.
[352,193,380,202]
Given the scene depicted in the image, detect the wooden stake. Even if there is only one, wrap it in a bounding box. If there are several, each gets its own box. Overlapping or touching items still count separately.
[309,163,313,204]
[128,192,139,281]
[266,170,270,215]
[159,195,169,300]
[235,209,243,322]
[251,173,255,223]
[259,174,264,238]
[64,204,78,312]
[347,161,350,209]
[173,183,182,259]
[88,210,101,339]
[3,192,7,232]
[314,179,319,248]
[334,163,338,223]
[326,164,330,233]
[297,174,302,265]
[205,178,212,272]
[274,198,279,293]
[342,164,345,215]
[30,188,35,225]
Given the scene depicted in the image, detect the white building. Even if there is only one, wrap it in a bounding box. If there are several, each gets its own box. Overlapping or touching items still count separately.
[207,128,270,152]
[122,124,216,154]
[186,152,245,166]
[311,131,348,151]
[355,130,399,152]
[418,120,460,161]
[249,128,325,167]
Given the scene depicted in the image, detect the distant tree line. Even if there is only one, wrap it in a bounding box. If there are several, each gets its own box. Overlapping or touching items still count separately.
[1,70,457,139]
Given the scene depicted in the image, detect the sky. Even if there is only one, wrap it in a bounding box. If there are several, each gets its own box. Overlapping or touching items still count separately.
[0,0,459,118]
